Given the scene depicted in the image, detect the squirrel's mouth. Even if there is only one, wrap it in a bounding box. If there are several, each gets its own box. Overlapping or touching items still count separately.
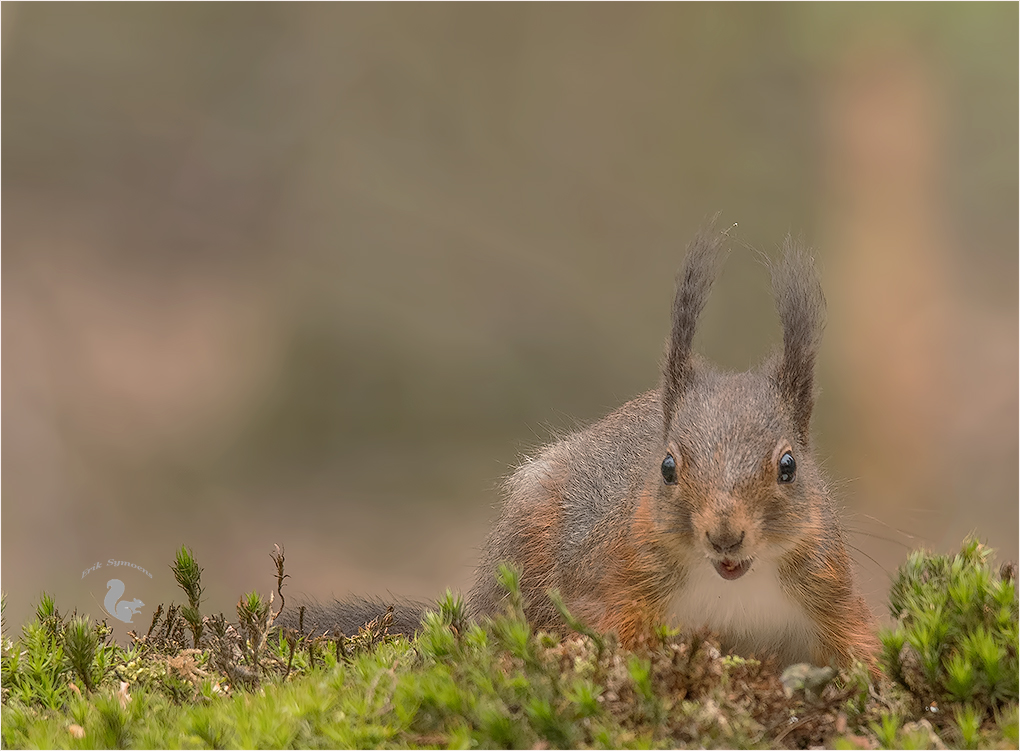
[712,557,753,581]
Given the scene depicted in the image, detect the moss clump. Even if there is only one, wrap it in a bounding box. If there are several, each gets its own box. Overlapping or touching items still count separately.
[1,594,119,710]
[881,539,1018,712]
[1,539,1017,748]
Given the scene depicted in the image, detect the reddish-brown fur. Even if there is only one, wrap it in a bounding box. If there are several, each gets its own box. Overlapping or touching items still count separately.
[591,494,671,647]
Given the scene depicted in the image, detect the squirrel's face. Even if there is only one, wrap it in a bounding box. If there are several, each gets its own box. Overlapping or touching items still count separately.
[657,366,822,581]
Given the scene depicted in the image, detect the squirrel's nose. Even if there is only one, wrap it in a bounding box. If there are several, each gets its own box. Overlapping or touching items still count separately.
[707,529,745,556]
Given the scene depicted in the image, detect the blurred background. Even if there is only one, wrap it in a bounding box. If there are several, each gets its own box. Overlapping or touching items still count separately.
[3,4,1016,639]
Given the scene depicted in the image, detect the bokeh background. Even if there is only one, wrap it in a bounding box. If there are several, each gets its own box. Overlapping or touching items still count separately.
[3,4,1017,638]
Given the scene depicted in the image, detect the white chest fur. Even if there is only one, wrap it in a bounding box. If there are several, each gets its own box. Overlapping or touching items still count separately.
[666,556,819,666]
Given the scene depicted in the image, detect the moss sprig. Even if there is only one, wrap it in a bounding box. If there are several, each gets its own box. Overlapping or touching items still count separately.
[880,537,1018,721]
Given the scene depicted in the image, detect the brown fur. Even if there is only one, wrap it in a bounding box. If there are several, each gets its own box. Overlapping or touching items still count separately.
[592,493,673,646]
[469,226,878,671]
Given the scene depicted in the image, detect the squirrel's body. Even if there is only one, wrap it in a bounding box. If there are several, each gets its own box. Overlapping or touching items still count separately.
[469,227,877,669]
[469,385,875,668]
[293,224,878,670]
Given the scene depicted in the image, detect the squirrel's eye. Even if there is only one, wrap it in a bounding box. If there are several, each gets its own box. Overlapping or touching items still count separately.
[661,453,678,485]
[778,451,796,484]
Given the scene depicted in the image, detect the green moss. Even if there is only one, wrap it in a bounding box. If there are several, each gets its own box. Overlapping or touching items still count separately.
[1,539,1016,748]
[869,711,902,749]
[880,537,1018,721]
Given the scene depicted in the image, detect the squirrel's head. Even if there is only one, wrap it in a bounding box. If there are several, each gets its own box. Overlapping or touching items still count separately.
[657,225,827,580]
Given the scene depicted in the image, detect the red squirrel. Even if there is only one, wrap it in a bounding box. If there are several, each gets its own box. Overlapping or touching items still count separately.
[294,225,879,670]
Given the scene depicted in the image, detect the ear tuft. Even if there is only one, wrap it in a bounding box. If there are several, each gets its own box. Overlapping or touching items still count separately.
[771,236,826,442]
[661,219,729,435]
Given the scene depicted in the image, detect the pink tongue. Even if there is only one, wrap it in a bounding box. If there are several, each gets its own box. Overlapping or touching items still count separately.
[714,559,750,581]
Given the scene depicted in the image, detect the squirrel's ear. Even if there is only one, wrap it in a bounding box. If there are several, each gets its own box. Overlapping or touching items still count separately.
[771,236,826,442]
[662,220,728,433]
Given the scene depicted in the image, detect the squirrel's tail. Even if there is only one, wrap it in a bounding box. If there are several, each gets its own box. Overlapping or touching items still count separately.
[275,596,432,638]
